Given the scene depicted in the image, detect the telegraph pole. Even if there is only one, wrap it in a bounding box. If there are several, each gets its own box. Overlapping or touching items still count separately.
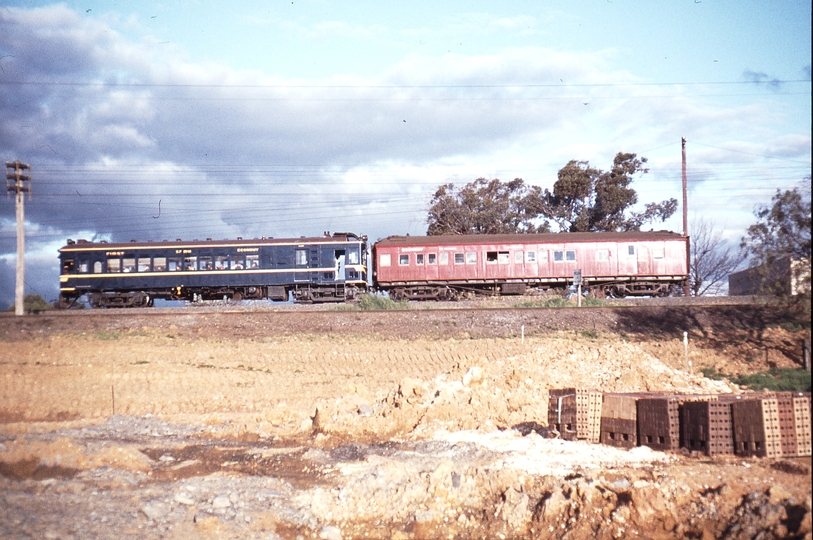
[681,138,690,297]
[6,160,31,316]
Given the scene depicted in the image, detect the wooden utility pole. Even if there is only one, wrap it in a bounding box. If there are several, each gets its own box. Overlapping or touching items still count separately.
[681,138,690,297]
[6,160,31,316]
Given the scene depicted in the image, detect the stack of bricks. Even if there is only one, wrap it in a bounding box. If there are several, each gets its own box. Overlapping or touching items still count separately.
[731,395,782,458]
[600,393,639,449]
[637,395,680,452]
[547,388,602,443]
[792,393,811,457]
[679,395,735,456]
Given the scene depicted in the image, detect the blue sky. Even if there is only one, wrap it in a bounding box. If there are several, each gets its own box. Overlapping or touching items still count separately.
[1,1,810,306]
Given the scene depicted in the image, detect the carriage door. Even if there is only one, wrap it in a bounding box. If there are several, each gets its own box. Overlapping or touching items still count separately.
[334,250,346,282]
[294,248,309,282]
[309,247,321,283]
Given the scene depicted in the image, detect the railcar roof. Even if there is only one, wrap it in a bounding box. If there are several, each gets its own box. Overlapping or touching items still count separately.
[59,233,364,252]
[376,231,685,246]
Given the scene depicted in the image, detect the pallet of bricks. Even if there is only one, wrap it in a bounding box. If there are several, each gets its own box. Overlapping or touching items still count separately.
[728,391,810,458]
[636,393,681,452]
[547,388,601,443]
[600,392,643,449]
[679,394,737,456]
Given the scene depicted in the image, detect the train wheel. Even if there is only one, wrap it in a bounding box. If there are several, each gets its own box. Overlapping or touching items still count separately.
[233,291,243,302]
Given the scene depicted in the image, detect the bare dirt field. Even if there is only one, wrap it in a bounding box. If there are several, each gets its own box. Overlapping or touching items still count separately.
[1,303,811,539]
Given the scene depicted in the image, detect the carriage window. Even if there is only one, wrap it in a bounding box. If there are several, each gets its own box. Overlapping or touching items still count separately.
[554,251,564,262]
[230,258,245,270]
[399,254,410,266]
[498,252,510,264]
[78,260,89,273]
[539,251,548,262]
[466,252,476,264]
[153,257,166,271]
[107,259,121,273]
[428,253,437,264]
[487,251,498,263]
[439,252,449,265]
[454,253,465,264]
[62,259,75,273]
[379,254,391,267]
[628,245,635,256]
[416,254,424,265]
[515,252,523,264]
[246,255,259,268]
[215,256,229,270]
[596,250,608,262]
[526,251,536,263]
[566,250,576,261]
[137,258,151,272]
[653,248,664,259]
[167,257,181,271]
[123,258,136,273]
[184,256,197,271]
[94,261,103,273]
[348,250,359,264]
[198,256,212,271]
[296,249,308,266]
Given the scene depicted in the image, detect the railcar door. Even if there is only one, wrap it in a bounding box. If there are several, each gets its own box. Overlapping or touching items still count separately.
[294,247,309,282]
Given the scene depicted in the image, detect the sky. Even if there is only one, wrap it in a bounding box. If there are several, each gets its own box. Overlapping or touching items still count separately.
[0,0,810,307]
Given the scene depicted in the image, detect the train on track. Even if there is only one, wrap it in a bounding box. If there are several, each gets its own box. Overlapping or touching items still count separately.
[58,230,689,307]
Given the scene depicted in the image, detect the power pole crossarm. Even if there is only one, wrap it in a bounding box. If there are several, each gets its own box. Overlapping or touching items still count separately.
[6,160,31,316]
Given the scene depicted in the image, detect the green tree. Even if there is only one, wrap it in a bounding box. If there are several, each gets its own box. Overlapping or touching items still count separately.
[741,185,812,296]
[541,152,678,232]
[6,294,54,313]
[426,178,550,235]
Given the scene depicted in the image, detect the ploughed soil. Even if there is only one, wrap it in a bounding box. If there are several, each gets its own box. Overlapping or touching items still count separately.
[1,301,811,539]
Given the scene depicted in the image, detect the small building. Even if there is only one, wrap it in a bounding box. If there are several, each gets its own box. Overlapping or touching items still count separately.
[728,255,810,296]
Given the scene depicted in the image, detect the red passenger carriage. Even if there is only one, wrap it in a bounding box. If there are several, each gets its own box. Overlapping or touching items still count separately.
[372,231,689,300]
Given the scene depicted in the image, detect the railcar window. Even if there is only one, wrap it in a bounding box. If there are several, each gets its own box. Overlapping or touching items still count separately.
[230,258,245,270]
[94,261,103,273]
[539,251,548,262]
[416,254,424,265]
[296,250,308,266]
[348,251,359,264]
[466,252,476,264]
[107,259,121,273]
[454,253,465,264]
[184,256,197,271]
[137,258,151,272]
[439,252,448,265]
[379,254,391,267]
[596,250,609,262]
[566,251,576,261]
[554,251,563,262]
[653,248,664,259]
[515,252,523,264]
[168,258,181,271]
[526,252,536,263]
[428,253,437,264]
[154,257,166,271]
[628,245,635,256]
[246,255,259,268]
[123,258,136,273]
[62,259,75,273]
[216,256,229,270]
[399,254,410,266]
[78,260,89,273]
[199,257,212,271]
[487,251,498,263]
[498,252,510,264]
